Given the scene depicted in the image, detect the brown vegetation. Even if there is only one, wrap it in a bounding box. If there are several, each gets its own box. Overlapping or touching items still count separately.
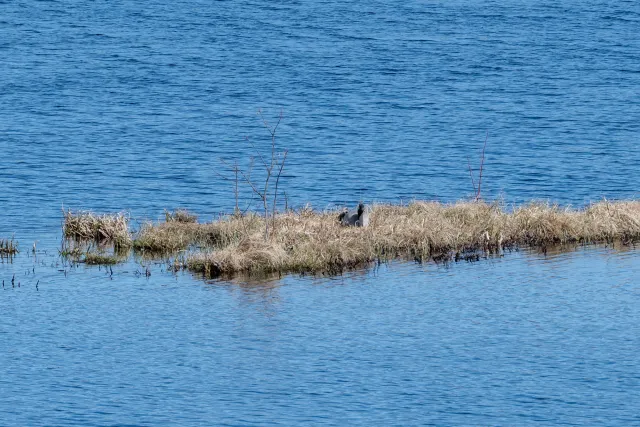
[0,237,18,256]
[61,200,640,277]
[130,200,640,278]
[215,109,289,240]
[133,214,263,252]
[63,210,132,249]
[165,209,198,223]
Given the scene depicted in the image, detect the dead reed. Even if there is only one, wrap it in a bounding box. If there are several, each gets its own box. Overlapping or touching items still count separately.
[175,200,640,278]
[63,210,132,249]
[0,237,18,256]
[165,209,198,223]
[59,199,640,277]
[133,213,263,252]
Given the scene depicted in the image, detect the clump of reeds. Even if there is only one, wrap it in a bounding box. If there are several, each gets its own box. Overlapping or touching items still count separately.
[63,199,640,278]
[63,210,132,249]
[165,209,198,223]
[133,213,263,252]
[182,203,493,277]
[172,200,640,278]
[0,237,18,256]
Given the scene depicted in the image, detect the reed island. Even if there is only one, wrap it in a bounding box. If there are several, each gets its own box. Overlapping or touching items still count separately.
[53,199,640,278]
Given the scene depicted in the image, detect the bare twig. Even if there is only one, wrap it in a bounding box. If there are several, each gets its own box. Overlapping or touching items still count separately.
[467,156,477,195]
[215,159,244,215]
[475,131,489,201]
[217,158,264,212]
[258,108,283,140]
[272,150,288,229]
[234,161,239,215]
[215,110,288,241]
[246,135,269,171]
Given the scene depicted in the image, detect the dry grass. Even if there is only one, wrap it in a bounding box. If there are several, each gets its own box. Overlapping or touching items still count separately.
[133,213,263,252]
[165,209,198,223]
[63,210,132,249]
[0,237,18,256]
[177,200,640,278]
[61,200,640,277]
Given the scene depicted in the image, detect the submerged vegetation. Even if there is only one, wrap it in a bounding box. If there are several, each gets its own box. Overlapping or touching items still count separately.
[83,252,123,265]
[59,243,126,265]
[56,200,640,278]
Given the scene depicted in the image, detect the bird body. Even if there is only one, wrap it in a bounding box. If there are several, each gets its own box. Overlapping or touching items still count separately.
[338,203,371,227]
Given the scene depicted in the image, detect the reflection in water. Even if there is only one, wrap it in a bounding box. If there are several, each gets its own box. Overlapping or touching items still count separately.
[207,276,284,315]
[1,236,640,425]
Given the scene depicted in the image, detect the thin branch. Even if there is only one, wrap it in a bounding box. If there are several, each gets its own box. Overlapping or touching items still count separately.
[218,157,241,174]
[212,169,232,182]
[218,158,263,200]
[235,166,264,200]
[246,135,269,171]
[233,161,239,214]
[257,109,270,133]
[259,109,283,175]
[218,109,288,241]
[246,157,255,184]
[216,160,245,216]
[257,110,284,240]
[241,198,253,215]
[475,131,489,201]
[272,150,288,228]
[467,156,477,195]
[258,108,283,138]
[213,159,240,183]
[272,109,283,137]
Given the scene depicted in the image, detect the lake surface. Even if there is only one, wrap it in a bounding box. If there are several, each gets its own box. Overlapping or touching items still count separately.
[1,0,640,425]
[3,247,640,426]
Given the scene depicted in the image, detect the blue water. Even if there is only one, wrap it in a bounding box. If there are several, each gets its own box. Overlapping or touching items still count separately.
[3,248,640,426]
[2,0,640,234]
[2,0,640,425]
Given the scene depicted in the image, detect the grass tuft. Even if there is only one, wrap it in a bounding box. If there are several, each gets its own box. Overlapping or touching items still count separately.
[133,213,262,252]
[165,209,198,223]
[63,210,132,248]
[0,237,18,255]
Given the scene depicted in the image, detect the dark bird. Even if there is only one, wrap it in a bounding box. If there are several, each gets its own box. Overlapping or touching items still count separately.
[338,203,371,227]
